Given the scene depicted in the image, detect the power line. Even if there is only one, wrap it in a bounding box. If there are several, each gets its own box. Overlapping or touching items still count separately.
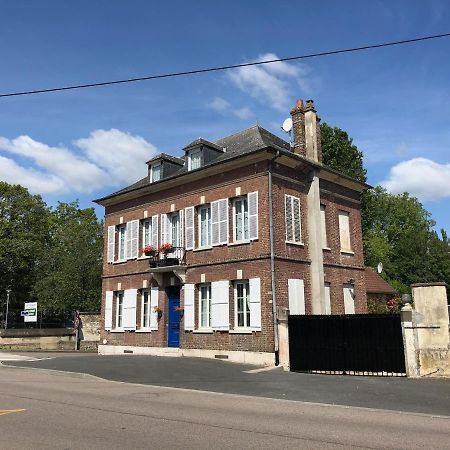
[1,32,450,99]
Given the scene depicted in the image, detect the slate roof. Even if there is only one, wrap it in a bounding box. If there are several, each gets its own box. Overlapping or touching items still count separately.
[365,267,397,295]
[146,152,184,166]
[183,137,224,152]
[96,125,290,202]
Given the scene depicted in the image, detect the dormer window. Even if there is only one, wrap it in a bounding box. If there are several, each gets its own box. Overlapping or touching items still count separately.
[188,148,203,171]
[150,163,161,183]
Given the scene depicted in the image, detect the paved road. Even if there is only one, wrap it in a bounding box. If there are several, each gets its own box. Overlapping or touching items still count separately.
[0,366,449,450]
[4,352,450,416]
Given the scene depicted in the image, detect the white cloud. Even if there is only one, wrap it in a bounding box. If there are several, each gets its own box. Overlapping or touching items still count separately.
[0,129,158,196]
[0,155,65,194]
[75,129,157,184]
[208,96,231,112]
[207,96,253,120]
[381,157,450,201]
[227,53,311,111]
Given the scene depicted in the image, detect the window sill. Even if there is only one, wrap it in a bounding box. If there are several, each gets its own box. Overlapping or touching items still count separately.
[229,240,251,247]
[137,255,150,260]
[229,328,257,334]
[285,241,304,247]
[340,250,354,255]
[193,246,213,252]
[112,260,128,265]
[322,247,331,252]
[193,328,213,334]
[110,329,124,333]
[135,328,153,333]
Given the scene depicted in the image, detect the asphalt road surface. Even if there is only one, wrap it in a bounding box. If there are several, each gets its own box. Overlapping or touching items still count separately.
[0,365,449,450]
[4,352,450,416]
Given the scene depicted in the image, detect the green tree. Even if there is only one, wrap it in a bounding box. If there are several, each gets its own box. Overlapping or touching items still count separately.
[320,123,367,183]
[33,201,103,317]
[0,182,51,319]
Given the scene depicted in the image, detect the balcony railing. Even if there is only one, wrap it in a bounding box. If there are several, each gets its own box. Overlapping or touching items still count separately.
[148,247,186,268]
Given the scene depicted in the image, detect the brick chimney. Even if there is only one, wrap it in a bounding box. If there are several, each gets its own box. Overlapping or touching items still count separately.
[290,99,306,157]
[304,99,322,163]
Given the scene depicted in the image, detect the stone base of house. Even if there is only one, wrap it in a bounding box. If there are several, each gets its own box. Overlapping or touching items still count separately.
[98,344,275,366]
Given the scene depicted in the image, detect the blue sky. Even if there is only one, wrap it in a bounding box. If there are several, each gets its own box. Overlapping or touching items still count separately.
[0,0,449,232]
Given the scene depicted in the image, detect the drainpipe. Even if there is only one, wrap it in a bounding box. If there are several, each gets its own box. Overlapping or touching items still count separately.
[268,151,280,365]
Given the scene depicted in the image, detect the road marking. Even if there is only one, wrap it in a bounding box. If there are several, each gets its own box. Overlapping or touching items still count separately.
[0,409,26,416]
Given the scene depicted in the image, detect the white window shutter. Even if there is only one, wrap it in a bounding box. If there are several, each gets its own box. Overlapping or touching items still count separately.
[150,287,159,330]
[211,200,220,246]
[125,222,132,259]
[151,215,158,248]
[248,191,259,241]
[324,282,331,315]
[104,291,113,330]
[179,209,184,248]
[218,198,229,244]
[129,220,139,259]
[184,284,195,331]
[123,289,137,330]
[285,195,293,242]
[160,214,168,245]
[249,278,261,330]
[184,206,195,250]
[107,226,115,263]
[288,279,305,315]
[320,205,328,248]
[293,196,301,242]
[343,284,355,314]
[211,280,229,330]
[338,211,351,251]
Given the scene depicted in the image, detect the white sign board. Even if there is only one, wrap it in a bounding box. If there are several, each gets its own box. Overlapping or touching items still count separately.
[24,302,38,323]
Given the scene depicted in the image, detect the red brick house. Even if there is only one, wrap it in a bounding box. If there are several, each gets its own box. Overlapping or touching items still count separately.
[95,99,368,365]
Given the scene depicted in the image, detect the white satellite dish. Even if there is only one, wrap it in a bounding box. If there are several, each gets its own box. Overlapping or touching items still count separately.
[377,262,383,274]
[281,117,293,133]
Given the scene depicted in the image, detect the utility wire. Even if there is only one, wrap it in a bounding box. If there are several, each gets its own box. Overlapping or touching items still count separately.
[1,32,450,99]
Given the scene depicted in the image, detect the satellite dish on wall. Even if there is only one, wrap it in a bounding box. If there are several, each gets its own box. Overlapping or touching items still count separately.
[377,262,383,274]
[281,117,293,133]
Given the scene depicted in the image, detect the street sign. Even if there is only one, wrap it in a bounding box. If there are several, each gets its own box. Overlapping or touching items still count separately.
[24,302,38,323]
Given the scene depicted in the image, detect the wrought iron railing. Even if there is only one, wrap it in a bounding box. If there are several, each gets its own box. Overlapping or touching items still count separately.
[148,247,186,268]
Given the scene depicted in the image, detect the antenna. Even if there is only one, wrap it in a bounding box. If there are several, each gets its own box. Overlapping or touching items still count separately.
[377,262,383,274]
[281,117,293,147]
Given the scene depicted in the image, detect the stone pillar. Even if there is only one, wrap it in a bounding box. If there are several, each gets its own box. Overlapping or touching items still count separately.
[411,283,449,349]
[290,99,306,157]
[307,170,326,314]
[277,307,290,370]
[400,303,419,378]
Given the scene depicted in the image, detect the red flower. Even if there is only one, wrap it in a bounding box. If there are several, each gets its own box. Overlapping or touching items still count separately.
[158,243,173,253]
[142,245,157,255]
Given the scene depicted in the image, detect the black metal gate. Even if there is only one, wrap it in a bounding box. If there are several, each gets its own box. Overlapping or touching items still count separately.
[288,314,406,376]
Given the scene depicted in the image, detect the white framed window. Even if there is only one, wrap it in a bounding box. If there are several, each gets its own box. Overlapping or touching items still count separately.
[198,284,212,329]
[320,204,328,249]
[233,197,249,242]
[188,149,202,171]
[338,210,352,252]
[198,205,211,247]
[285,194,302,244]
[169,212,181,247]
[324,282,331,315]
[235,280,250,328]
[142,219,152,248]
[150,163,161,182]
[118,225,126,261]
[115,291,124,329]
[141,290,151,329]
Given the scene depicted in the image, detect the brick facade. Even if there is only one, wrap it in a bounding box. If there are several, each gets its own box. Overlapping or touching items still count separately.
[96,104,367,360]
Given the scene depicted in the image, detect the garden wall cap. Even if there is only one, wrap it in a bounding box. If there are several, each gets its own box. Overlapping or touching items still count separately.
[411,282,448,287]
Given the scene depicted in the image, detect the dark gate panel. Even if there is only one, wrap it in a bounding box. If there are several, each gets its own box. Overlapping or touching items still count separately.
[289,314,406,376]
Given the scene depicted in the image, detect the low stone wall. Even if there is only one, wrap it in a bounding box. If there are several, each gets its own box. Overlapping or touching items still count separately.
[0,328,75,351]
[78,312,100,351]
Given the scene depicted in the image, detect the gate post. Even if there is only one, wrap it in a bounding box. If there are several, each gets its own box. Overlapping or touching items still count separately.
[277,307,290,371]
[401,303,419,378]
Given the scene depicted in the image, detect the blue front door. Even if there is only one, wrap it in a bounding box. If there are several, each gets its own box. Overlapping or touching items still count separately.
[167,287,181,348]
